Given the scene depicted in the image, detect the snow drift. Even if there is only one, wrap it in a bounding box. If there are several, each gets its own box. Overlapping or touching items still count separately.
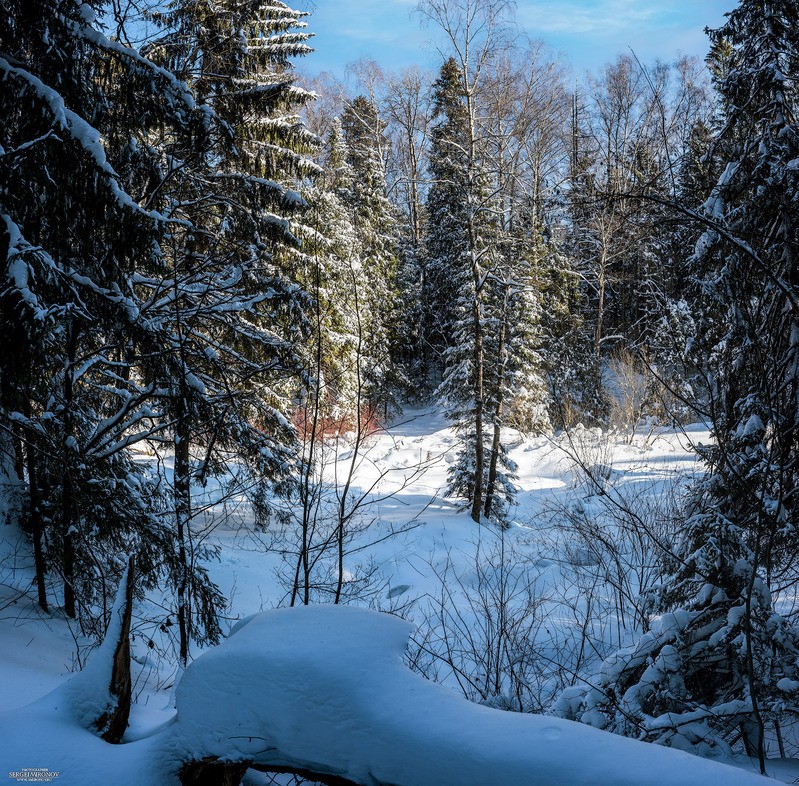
[165,605,768,785]
[0,604,773,785]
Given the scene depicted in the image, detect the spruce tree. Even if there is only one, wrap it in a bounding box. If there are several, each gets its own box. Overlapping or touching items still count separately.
[425,58,496,521]
[559,0,799,767]
[0,0,204,625]
[424,58,472,370]
[426,50,551,523]
[682,0,799,763]
[340,96,403,417]
[300,119,361,418]
[143,0,317,662]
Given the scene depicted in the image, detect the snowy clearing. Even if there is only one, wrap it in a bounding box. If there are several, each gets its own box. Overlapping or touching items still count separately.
[1,411,796,783]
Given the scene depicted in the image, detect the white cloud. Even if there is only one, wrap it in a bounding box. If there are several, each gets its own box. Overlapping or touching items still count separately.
[518,0,678,36]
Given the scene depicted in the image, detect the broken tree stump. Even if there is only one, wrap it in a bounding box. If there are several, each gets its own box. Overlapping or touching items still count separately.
[95,554,134,744]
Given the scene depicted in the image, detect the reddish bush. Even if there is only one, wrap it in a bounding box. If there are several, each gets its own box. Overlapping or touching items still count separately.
[292,402,383,443]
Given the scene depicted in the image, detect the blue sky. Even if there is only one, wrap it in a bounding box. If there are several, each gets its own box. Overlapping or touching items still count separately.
[296,0,732,79]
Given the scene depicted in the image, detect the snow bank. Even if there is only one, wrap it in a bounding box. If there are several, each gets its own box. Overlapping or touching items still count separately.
[164,605,768,785]
[0,599,777,785]
[0,413,774,785]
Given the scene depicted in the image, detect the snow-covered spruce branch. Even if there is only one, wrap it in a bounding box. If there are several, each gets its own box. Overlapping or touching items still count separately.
[606,189,799,315]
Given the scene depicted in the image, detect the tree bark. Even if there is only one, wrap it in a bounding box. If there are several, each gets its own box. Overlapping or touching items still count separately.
[23,398,48,613]
[61,321,79,618]
[484,284,511,519]
[97,555,134,744]
[175,396,191,666]
[180,759,250,786]
[469,268,485,523]
[180,758,368,786]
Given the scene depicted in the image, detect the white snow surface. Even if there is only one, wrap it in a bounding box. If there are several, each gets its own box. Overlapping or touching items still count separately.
[163,604,768,786]
[0,605,773,785]
[0,409,795,783]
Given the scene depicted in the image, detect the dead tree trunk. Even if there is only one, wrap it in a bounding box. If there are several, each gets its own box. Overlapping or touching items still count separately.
[180,759,365,786]
[95,555,134,744]
[180,759,250,786]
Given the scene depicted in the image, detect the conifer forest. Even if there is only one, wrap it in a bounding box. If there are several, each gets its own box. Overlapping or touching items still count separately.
[2,0,799,783]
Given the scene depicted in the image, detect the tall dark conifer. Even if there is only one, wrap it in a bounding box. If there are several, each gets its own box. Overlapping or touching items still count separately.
[424,58,472,369]
[144,0,317,663]
[425,58,494,521]
[340,96,403,415]
[0,0,203,626]
[559,0,799,766]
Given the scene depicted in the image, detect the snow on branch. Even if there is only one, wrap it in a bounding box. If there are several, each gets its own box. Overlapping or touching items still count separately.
[2,213,55,321]
[63,14,197,116]
[0,58,159,220]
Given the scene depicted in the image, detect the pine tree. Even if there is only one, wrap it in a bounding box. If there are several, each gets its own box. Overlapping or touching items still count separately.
[566,57,712,422]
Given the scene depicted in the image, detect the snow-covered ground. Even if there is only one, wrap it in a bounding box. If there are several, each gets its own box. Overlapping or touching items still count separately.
[0,409,796,783]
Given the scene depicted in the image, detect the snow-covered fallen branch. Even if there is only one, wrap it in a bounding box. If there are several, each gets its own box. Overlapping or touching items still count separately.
[0,605,773,785]
[165,605,768,786]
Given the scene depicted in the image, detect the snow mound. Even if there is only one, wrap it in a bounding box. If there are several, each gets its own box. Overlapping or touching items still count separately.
[164,605,768,785]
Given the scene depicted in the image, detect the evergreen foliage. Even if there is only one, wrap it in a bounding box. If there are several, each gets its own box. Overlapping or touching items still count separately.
[424,58,472,370]
[6,0,799,767]
[0,0,205,624]
[558,0,799,765]
[339,96,404,415]
[0,0,316,653]
[142,0,317,659]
